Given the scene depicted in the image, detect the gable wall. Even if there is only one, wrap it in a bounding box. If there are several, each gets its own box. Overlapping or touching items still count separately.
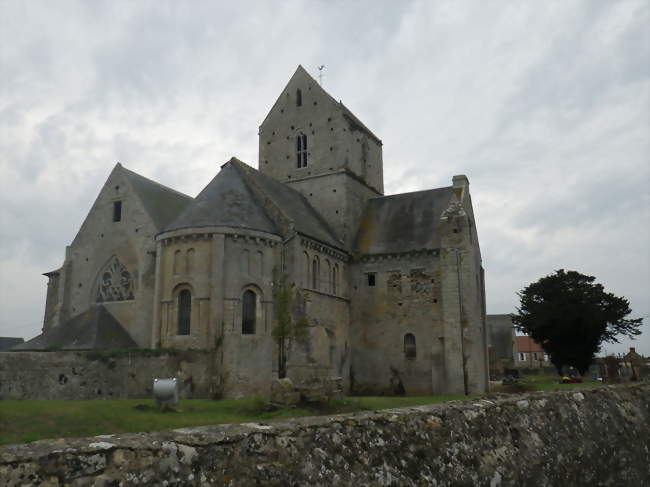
[350,252,445,395]
[52,169,159,347]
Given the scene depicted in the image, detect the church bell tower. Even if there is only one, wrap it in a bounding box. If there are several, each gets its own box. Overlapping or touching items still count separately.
[258,65,384,249]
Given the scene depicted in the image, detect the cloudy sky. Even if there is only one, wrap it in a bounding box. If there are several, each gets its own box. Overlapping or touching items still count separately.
[1,0,648,355]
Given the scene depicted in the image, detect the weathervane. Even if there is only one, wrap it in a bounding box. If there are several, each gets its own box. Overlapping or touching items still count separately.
[318,65,325,86]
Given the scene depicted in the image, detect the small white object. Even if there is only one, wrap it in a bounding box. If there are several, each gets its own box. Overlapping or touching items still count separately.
[153,377,179,407]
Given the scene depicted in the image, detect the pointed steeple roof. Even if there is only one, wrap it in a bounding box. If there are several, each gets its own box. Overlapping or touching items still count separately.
[13,305,137,351]
[260,65,382,144]
[120,165,193,231]
[162,159,278,234]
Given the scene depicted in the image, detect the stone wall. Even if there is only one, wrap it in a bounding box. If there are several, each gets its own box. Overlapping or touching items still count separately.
[0,351,219,400]
[1,384,648,486]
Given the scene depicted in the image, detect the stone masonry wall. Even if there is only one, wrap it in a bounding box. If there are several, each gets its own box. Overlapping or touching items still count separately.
[0,351,219,400]
[1,384,648,486]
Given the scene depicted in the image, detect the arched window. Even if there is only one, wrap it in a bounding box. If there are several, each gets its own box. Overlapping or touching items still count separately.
[296,133,308,168]
[404,333,416,359]
[303,251,310,287]
[242,290,256,334]
[332,264,338,295]
[296,89,302,107]
[177,290,191,335]
[312,256,320,290]
[325,260,331,293]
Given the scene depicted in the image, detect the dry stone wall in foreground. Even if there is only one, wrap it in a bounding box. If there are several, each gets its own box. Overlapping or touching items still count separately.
[1,383,649,486]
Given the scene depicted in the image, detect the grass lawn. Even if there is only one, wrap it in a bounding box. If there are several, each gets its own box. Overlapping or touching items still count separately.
[0,394,469,446]
[518,374,601,391]
[490,374,602,394]
[0,376,605,446]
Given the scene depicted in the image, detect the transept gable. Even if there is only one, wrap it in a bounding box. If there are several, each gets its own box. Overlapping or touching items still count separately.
[69,163,192,248]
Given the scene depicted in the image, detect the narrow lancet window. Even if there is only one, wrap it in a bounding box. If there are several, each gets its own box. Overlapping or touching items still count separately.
[112,201,122,222]
[178,290,191,335]
[242,290,256,334]
[296,89,302,106]
[312,256,320,290]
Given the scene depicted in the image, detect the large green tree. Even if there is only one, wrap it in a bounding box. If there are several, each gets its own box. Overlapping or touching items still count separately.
[512,269,642,374]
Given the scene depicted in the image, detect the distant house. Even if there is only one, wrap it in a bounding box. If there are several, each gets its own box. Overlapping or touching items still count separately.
[623,347,647,380]
[0,337,24,352]
[515,336,552,369]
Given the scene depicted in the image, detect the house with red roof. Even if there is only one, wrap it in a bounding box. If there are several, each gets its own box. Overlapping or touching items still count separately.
[515,336,552,369]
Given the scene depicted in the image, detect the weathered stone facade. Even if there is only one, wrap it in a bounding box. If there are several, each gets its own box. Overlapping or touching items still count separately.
[17,66,488,398]
[1,384,648,486]
[0,351,218,401]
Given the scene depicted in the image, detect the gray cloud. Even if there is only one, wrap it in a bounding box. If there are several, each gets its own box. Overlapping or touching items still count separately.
[1,0,648,355]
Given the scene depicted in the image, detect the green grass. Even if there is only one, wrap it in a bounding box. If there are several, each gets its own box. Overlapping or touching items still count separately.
[491,374,602,394]
[0,377,606,446]
[518,374,601,391]
[0,395,469,446]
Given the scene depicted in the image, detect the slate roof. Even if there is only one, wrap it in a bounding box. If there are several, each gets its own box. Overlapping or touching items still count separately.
[231,159,342,248]
[0,337,24,352]
[516,336,545,353]
[13,306,137,351]
[163,158,343,249]
[162,161,278,235]
[122,166,193,231]
[354,187,454,255]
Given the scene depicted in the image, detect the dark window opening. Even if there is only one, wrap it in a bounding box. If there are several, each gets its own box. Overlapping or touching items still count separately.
[242,290,256,334]
[367,273,376,287]
[312,257,320,290]
[404,333,416,359]
[177,290,191,335]
[296,133,308,168]
[112,201,122,222]
[296,89,302,106]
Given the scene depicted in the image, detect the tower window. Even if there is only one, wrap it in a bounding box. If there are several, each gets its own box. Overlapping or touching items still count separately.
[242,290,256,334]
[112,201,122,222]
[177,289,191,335]
[296,133,308,168]
[296,89,302,107]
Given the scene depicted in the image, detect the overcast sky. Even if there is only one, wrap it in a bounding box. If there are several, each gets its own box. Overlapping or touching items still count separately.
[1,0,648,356]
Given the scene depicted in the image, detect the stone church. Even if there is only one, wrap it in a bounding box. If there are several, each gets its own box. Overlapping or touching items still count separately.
[18,66,488,397]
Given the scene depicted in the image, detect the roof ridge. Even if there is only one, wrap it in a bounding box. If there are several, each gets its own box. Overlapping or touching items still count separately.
[229,158,344,248]
[120,165,192,200]
[228,158,293,236]
[370,186,453,200]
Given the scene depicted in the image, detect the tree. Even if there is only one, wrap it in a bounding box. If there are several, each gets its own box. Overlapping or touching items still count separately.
[512,269,642,374]
[271,270,309,378]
